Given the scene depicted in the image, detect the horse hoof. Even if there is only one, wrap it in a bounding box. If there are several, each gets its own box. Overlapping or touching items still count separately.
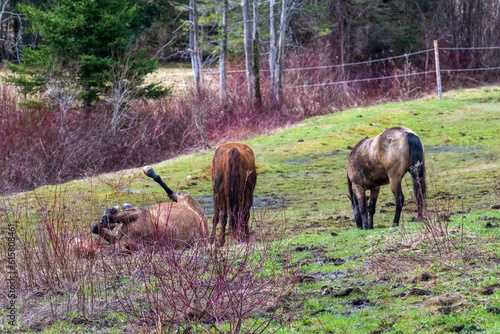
[122,203,133,210]
[91,222,99,234]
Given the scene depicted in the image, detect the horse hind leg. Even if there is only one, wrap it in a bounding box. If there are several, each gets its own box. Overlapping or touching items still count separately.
[390,178,404,227]
[368,188,380,229]
[240,205,251,242]
[218,210,228,247]
[211,207,220,244]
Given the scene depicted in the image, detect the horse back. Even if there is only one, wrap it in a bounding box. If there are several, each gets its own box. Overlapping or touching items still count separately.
[348,127,415,189]
[377,127,416,174]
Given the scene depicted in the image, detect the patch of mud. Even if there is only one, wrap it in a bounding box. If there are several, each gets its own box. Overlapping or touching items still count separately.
[282,160,308,165]
[426,293,462,307]
[479,283,500,295]
[408,288,432,296]
[426,145,483,153]
[487,306,500,314]
[197,195,284,218]
[412,272,433,283]
[322,286,363,298]
[292,245,346,266]
[120,189,142,194]
[296,270,348,284]
[351,297,372,310]
[436,304,464,315]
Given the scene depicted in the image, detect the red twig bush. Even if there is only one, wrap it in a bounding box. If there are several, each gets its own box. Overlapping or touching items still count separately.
[0,189,298,332]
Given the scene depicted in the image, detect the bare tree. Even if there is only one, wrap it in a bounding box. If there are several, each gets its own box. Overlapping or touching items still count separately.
[189,0,203,94]
[0,0,23,61]
[252,0,262,104]
[108,58,136,132]
[242,0,255,98]
[269,0,288,103]
[46,67,81,124]
[219,0,228,104]
[269,0,278,102]
[276,0,288,101]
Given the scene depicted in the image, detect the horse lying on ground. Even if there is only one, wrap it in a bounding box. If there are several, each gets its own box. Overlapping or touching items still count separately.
[74,166,209,257]
[347,126,426,229]
[211,142,257,246]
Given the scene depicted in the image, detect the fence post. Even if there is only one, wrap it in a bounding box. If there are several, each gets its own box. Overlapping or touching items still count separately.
[434,40,442,100]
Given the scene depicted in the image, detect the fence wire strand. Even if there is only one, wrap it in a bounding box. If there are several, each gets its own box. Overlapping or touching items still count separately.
[197,46,500,89]
[284,70,437,89]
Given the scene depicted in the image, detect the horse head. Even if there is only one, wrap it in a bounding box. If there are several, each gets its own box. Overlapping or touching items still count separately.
[91,206,119,234]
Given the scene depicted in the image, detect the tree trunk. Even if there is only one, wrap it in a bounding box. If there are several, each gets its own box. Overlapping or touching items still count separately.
[219,0,228,104]
[252,0,262,104]
[242,0,255,98]
[190,0,203,94]
[277,0,287,102]
[269,0,278,102]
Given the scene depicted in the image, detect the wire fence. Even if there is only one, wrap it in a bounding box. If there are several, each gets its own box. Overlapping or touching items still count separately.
[200,45,500,98]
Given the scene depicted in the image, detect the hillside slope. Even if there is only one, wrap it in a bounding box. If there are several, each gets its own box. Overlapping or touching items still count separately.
[2,86,500,333]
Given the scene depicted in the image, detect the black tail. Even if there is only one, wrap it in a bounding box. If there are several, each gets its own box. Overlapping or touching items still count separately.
[225,148,243,226]
[407,133,426,214]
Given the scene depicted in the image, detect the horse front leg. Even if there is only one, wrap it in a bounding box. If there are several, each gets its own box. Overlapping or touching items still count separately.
[368,187,380,229]
[92,223,120,244]
[390,179,404,227]
[353,186,369,229]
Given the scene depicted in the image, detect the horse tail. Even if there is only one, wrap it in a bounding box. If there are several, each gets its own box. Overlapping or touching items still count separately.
[225,148,242,223]
[407,133,426,212]
[347,174,355,204]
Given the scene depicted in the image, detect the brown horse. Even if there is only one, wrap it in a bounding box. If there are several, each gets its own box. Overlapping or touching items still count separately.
[89,166,209,253]
[347,126,426,229]
[211,143,257,246]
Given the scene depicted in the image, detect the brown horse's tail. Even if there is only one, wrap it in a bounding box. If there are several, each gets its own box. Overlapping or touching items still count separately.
[407,133,426,214]
[225,148,243,226]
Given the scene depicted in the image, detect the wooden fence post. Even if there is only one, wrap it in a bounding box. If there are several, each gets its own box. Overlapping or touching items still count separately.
[434,40,442,100]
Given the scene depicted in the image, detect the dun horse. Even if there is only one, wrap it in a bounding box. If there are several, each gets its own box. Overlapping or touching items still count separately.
[347,126,426,229]
[86,166,208,255]
[211,143,257,246]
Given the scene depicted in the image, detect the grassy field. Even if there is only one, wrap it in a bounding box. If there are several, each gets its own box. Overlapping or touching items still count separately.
[2,86,500,333]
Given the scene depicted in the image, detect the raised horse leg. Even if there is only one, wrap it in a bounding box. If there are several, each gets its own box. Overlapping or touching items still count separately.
[390,178,404,227]
[368,187,380,229]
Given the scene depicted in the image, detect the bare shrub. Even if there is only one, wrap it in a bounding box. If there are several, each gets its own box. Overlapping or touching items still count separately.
[0,187,298,332]
[120,211,298,333]
[97,170,134,192]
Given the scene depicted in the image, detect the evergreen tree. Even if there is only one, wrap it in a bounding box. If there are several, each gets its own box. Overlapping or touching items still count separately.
[8,0,157,107]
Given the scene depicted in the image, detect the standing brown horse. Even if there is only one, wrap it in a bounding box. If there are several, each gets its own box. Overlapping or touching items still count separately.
[347,126,426,229]
[211,143,257,246]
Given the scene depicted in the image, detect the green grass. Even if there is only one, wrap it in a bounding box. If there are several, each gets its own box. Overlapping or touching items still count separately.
[2,86,500,333]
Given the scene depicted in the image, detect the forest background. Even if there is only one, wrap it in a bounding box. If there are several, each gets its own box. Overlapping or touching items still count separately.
[1,0,500,195]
